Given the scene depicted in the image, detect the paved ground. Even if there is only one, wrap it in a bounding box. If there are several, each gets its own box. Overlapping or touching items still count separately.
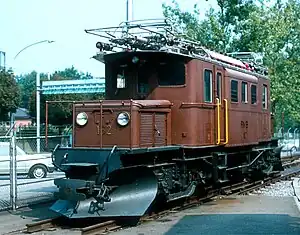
[0,201,59,235]
[0,172,64,211]
[111,195,300,235]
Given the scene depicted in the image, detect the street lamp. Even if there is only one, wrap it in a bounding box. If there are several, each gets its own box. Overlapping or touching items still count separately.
[14,39,54,153]
[14,40,55,60]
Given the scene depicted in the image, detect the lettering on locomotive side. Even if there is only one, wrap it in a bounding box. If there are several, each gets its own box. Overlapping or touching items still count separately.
[241,120,249,140]
[103,117,114,135]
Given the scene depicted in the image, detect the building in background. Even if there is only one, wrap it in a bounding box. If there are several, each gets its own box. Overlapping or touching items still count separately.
[14,108,32,127]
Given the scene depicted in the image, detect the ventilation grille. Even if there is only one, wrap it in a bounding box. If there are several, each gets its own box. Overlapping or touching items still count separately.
[140,113,167,147]
[140,113,153,146]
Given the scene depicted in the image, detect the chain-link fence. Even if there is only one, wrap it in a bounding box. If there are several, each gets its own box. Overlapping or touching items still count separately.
[0,133,69,211]
[274,128,300,157]
[16,135,71,153]
[0,136,13,211]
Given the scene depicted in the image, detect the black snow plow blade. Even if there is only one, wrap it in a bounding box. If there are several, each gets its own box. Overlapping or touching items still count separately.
[50,166,158,218]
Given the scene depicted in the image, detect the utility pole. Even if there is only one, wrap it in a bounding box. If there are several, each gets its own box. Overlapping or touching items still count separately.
[126,0,133,22]
[36,73,41,153]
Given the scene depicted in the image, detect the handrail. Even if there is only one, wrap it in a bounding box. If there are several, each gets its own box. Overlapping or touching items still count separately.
[216,98,221,145]
[224,99,229,144]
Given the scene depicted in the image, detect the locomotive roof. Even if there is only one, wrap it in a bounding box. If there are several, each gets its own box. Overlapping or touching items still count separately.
[225,68,258,83]
[95,50,268,81]
[102,50,188,63]
[86,18,269,80]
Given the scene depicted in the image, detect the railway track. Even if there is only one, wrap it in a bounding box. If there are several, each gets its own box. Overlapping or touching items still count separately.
[18,161,300,235]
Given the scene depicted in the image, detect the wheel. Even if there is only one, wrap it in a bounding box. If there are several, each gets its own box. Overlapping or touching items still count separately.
[28,164,47,179]
[290,146,297,152]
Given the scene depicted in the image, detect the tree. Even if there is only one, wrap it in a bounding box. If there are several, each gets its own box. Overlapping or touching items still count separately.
[0,70,21,121]
[162,0,260,53]
[253,1,300,128]
[52,65,93,80]
[163,0,300,129]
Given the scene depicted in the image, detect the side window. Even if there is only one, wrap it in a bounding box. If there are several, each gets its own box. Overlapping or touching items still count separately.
[204,69,212,103]
[241,82,248,103]
[262,84,268,109]
[216,72,222,99]
[251,85,257,104]
[231,80,238,102]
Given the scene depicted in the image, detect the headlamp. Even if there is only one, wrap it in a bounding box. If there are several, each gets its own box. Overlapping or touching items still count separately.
[76,112,88,126]
[117,112,130,126]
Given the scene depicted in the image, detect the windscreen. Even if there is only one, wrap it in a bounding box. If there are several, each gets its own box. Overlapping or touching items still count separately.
[106,52,186,98]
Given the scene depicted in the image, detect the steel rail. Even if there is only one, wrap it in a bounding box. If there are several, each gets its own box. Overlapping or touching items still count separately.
[80,220,120,235]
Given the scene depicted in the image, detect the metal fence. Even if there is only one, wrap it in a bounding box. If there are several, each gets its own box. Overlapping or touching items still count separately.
[0,133,69,212]
[274,128,300,149]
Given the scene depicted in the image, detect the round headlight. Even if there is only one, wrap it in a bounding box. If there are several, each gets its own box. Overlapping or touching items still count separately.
[117,112,130,126]
[76,112,88,126]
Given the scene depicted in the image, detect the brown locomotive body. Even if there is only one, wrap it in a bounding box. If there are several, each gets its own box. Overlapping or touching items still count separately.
[74,51,271,149]
[50,19,282,220]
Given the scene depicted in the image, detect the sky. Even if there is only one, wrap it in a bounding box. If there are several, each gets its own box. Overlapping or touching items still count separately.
[0,0,217,77]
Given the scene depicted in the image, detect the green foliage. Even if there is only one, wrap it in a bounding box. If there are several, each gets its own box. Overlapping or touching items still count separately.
[0,70,21,121]
[162,0,260,53]
[16,71,48,109]
[163,0,300,129]
[52,65,93,80]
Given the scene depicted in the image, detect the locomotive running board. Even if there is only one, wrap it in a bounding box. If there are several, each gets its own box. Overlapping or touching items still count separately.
[50,166,158,218]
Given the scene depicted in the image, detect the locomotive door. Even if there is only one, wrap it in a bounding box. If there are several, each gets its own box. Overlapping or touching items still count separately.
[202,64,227,145]
[215,69,227,145]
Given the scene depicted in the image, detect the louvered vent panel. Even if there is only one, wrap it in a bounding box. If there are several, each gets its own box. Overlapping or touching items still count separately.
[154,113,166,146]
[140,113,153,146]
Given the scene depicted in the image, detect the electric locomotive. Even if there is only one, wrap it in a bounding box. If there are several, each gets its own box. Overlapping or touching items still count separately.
[50,19,283,219]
